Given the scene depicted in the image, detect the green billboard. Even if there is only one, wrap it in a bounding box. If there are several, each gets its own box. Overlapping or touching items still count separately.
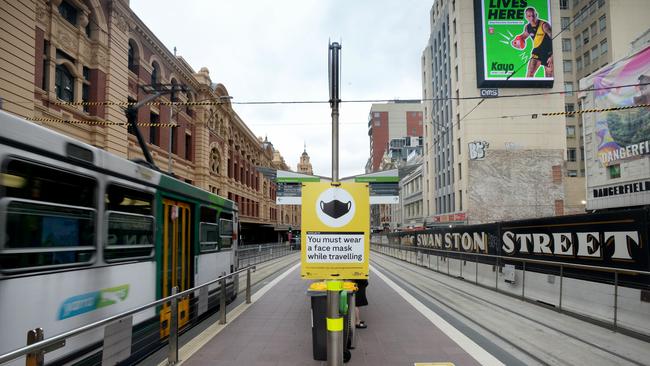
[474,0,554,88]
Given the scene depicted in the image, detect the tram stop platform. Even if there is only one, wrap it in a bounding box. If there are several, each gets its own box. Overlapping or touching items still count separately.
[168,261,493,366]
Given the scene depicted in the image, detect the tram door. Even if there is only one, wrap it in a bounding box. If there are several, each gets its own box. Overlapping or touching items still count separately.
[160,199,191,337]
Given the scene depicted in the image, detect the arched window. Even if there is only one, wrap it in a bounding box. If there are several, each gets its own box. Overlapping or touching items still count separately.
[55,64,74,102]
[151,62,159,85]
[128,41,138,73]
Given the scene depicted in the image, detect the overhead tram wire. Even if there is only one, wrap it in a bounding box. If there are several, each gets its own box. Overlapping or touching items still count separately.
[11,103,648,129]
[3,80,647,128]
[6,82,647,108]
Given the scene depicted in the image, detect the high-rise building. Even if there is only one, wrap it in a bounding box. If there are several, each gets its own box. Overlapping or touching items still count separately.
[422,0,567,224]
[559,0,650,210]
[367,102,423,172]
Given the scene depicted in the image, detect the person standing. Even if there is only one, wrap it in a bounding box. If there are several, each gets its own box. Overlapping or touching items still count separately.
[512,7,553,78]
[354,279,368,328]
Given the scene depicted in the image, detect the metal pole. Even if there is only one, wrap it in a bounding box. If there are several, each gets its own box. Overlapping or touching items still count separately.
[168,88,175,174]
[329,41,341,183]
[475,254,478,284]
[559,265,564,311]
[522,262,526,299]
[246,267,252,304]
[326,280,343,366]
[168,286,178,365]
[219,277,227,324]
[614,270,618,329]
[26,328,44,366]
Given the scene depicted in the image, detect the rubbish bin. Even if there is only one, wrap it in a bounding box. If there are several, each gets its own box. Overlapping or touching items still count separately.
[307,281,357,362]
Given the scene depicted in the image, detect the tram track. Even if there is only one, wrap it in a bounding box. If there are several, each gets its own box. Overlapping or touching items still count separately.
[371,251,649,366]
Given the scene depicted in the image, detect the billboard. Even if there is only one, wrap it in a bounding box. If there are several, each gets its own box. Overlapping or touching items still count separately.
[587,46,650,167]
[474,0,554,88]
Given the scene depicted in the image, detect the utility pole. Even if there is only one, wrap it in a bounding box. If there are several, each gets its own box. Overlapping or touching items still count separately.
[126,83,188,172]
[168,86,177,174]
[326,41,343,366]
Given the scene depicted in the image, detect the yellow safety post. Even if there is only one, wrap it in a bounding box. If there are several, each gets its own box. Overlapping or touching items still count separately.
[326,279,343,366]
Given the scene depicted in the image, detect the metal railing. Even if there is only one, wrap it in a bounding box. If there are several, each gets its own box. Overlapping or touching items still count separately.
[237,242,297,267]
[370,241,650,336]
[0,265,256,366]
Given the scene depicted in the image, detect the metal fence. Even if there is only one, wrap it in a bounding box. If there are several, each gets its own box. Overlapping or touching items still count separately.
[0,266,256,366]
[370,239,650,339]
[237,242,297,268]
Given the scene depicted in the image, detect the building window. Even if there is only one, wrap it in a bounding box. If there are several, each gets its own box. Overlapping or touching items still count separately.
[566,103,575,117]
[559,0,568,9]
[575,35,582,49]
[561,17,571,31]
[608,164,621,179]
[598,0,605,7]
[589,0,597,14]
[127,97,136,135]
[600,39,608,55]
[82,66,90,113]
[567,148,577,162]
[54,64,74,102]
[562,38,572,52]
[576,57,583,70]
[599,15,606,31]
[458,162,462,180]
[566,126,576,138]
[128,41,139,74]
[149,113,159,145]
[563,60,573,73]
[564,82,574,96]
[567,170,578,177]
[151,62,159,85]
[171,126,177,154]
[582,29,589,45]
[590,22,597,37]
[584,51,591,66]
[58,1,78,26]
[591,46,599,61]
[185,133,192,161]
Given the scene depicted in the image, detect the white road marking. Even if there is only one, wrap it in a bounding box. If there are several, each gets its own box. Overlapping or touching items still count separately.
[371,264,505,366]
[159,262,301,366]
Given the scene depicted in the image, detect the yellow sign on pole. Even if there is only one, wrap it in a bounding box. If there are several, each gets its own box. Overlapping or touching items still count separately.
[301,182,370,279]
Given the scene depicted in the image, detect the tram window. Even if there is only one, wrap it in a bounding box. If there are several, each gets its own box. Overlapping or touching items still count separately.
[104,185,154,262]
[219,218,233,249]
[199,223,219,252]
[0,159,97,271]
[0,200,94,271]
[105,184,152,215]
[3,159,95,207]
[199,206,218,252]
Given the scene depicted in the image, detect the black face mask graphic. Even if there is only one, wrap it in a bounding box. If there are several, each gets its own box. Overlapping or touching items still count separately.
[320,199,351,219]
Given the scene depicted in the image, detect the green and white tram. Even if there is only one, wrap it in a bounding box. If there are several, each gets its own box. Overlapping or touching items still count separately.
[0,110,239,364]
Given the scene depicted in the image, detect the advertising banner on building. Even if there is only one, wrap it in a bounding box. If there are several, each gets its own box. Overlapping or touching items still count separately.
[587,46,650,167]
[474,0,553,88]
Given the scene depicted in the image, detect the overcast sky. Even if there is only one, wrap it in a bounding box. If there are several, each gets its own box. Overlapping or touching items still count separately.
[130,0,432,178]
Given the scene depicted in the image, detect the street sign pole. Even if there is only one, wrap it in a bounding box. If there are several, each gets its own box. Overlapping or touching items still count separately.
[326,41,343,366]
